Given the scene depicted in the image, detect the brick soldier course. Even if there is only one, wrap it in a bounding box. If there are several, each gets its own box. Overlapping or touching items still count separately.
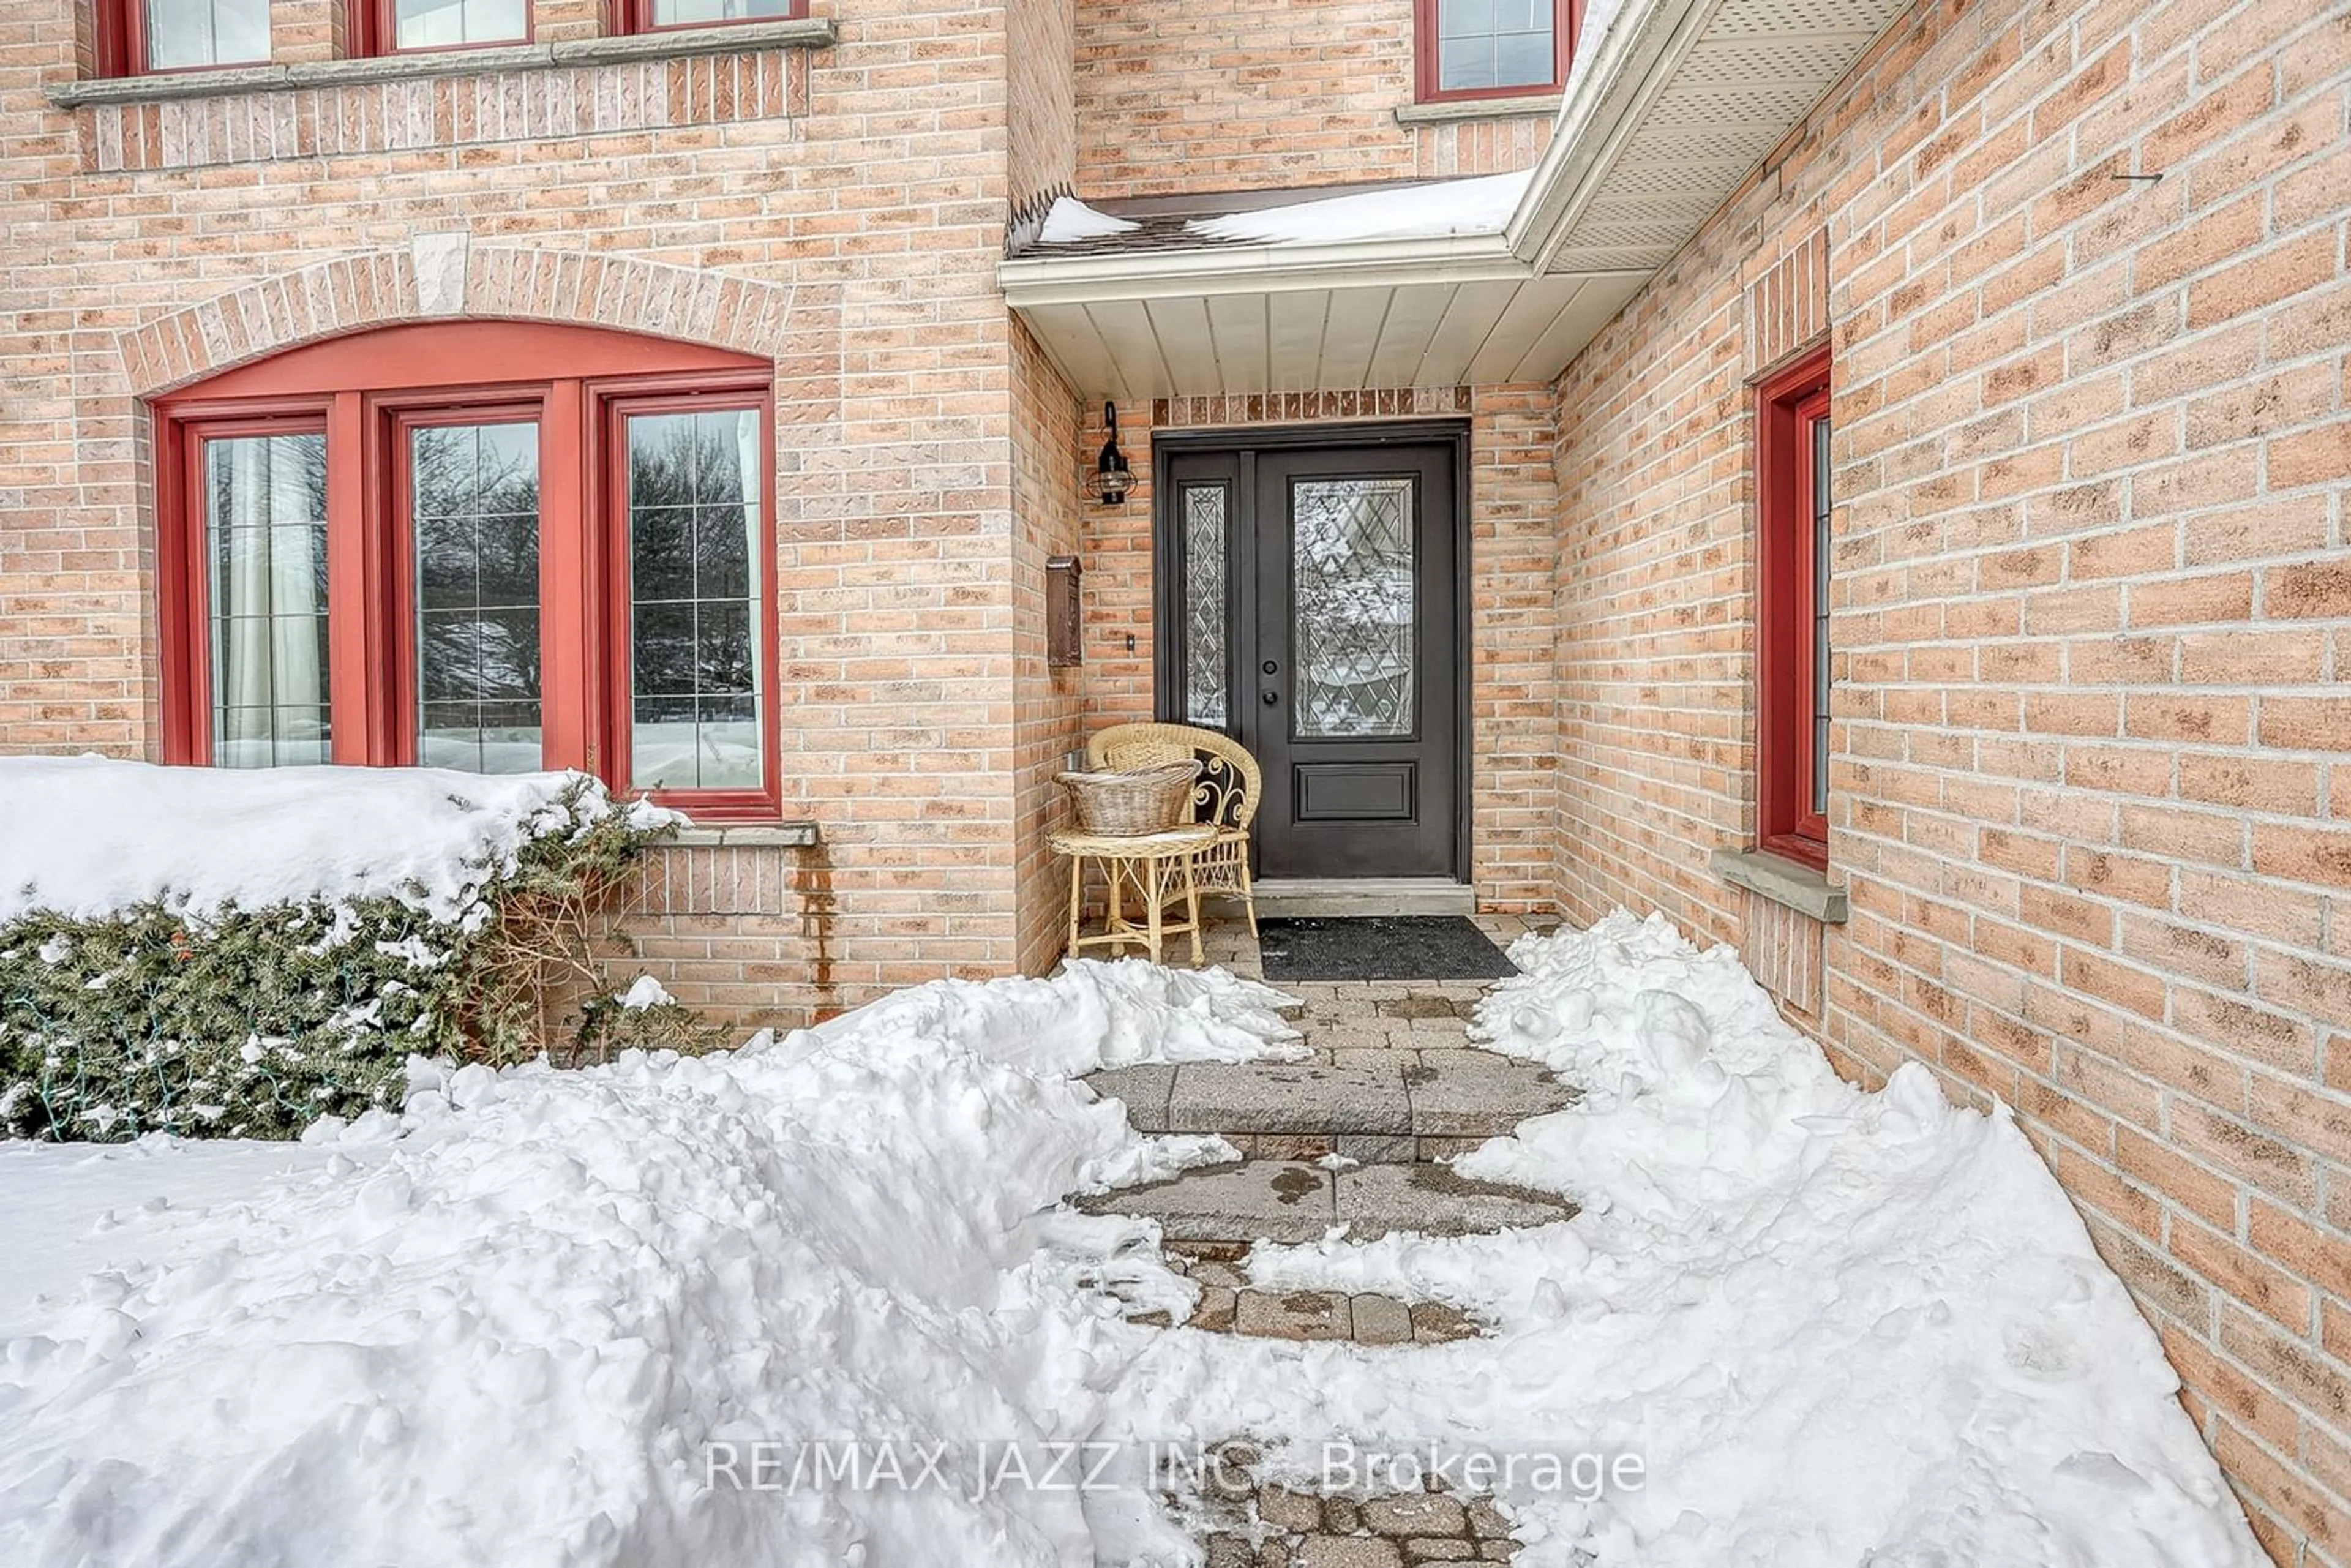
[2,0,2347,1557]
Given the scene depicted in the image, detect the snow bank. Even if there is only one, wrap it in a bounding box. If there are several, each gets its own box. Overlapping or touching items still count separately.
[0,755,676,927]
[0,1138,389,1340]
[0,961,1291,1568]
[1114,912,2261,1564]
[1188,169,1533,246]
[1038,196,1139,244]
[0,920,2260,1566]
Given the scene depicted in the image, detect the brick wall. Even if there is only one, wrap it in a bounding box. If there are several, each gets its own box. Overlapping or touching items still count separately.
[1074,383,1561,909]
[1071,0,1552,198]
[1011,317,1087,971]
[0,0,1034,1026]
[1549,0,2351,1556]
[1010,0,1076,208]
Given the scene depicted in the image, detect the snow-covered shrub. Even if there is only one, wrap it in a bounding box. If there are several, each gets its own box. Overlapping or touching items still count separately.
[0,762,683,1142]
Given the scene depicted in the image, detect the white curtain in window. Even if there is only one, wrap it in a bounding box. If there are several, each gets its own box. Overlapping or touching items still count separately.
[213,435,326,767]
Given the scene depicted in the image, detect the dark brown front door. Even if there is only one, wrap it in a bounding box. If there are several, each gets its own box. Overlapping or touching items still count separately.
[1159,432,1463,881]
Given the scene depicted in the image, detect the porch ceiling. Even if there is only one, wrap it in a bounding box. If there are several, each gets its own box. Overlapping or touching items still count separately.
[1013,272,1654,400]
[1002,0,1908,399]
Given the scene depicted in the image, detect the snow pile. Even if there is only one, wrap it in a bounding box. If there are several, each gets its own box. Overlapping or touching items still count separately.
[0,755,678,928]
[618,974,677,1010]
[0,962,1290,1568]
[1188,168,1534,246]
[1037,196,1139,244]
[0,1137,388,1340]
[1110,912,2260,1564]
[0,918,2259,1565]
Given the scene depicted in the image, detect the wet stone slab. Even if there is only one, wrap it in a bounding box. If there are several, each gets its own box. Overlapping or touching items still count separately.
[1404,1054,1580,1137]
[1335,1164,1576,1240]
[1086,1064,1176,1131]
[1167,1062,1412,1136]
[1083,1160,1336,1244]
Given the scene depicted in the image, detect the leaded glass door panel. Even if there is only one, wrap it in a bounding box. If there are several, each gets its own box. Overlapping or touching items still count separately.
[1163,439,1461,882]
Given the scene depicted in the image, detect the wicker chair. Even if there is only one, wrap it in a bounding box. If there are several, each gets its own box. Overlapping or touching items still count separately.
[1086,722,1262,937]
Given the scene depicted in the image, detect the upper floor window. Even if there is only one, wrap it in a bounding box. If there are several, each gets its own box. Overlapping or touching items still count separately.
[1754,345,1832,871]
[616,0,804,29]
[100,0,271,75]
[153,323,782,820]
[353,0,531,54]
[1415,0,1579,102]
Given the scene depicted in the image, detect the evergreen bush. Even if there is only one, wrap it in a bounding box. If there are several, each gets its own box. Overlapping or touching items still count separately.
[0,781,684,1142]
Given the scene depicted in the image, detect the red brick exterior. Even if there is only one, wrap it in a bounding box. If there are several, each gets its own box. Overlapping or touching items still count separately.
[1072,0,1551,197]
[1,0,2347,1550]
[0,0,1022,1025]
[1550,0,2351,1556]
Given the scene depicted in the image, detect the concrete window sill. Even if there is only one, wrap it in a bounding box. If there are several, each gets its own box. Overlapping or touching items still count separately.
[1393,94,1562,126]
[663,823,822,850]
[1709,847,1847,923]
[47,18,837,108]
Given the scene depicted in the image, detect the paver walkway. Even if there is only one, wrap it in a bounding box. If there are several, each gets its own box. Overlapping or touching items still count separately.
[1076,913,1566,1567]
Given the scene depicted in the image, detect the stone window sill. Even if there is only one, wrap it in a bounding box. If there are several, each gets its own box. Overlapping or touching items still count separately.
[1393,94,1562,126]
[1710,847,1848,923]
[665,823,822,849]
[47,18,836,108]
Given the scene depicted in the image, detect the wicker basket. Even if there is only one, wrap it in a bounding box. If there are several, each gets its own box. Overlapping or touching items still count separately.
[1057,759,1203,836]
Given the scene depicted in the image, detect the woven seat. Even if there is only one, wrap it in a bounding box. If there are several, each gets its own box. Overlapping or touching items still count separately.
[1086,722,1262,938]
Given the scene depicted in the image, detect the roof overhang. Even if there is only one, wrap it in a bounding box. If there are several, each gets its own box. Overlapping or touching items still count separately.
[1001,0,1909,398]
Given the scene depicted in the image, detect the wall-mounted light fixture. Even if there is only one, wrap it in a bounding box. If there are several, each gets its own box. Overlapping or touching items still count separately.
[1084,402,1133,506]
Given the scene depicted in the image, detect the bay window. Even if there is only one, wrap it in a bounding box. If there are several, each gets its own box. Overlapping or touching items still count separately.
[156,323,780,820]
[1754,346,1832,869]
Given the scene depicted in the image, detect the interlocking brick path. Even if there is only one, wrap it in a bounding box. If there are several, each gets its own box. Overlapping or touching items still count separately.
[1158,1247,1485,1345]
[1103,921,1546,1564]
[1180,1461,1525,1567]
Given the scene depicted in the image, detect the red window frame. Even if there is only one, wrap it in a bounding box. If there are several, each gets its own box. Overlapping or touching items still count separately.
[347,0,533,57]
[153,321,782,822]
[1414,0,1581,105]
[611,0,810,33]
[596,380,781,820]
[96,0,274,77]
[1755,345,1832,871]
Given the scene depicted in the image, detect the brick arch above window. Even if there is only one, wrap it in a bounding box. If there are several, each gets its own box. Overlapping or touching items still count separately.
[116,240,799,398]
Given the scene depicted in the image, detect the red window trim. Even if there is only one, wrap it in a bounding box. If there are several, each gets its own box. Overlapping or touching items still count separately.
[1413,0,1582,105]
[610,0,811,34]
[153,323,782,822]
[347,0,532,58]
[1755,345,1832,873]
[595,379,782,822]
[97,0,274,78]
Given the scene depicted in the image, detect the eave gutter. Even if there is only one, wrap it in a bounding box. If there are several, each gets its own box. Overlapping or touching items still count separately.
[996,0,1708,310]
[997,233,1526,307]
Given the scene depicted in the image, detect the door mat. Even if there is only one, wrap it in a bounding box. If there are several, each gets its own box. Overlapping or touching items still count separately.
[1255,916,1518,982]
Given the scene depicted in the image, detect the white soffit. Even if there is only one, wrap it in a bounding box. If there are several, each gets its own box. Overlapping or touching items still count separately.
[1002,0,1911,397]
[1019,274,1652,400]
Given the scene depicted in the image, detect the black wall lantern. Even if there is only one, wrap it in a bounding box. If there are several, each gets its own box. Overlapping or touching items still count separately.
[1084,402,1133,505]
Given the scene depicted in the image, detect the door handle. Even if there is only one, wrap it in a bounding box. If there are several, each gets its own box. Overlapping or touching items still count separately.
[1261,689,1279,705]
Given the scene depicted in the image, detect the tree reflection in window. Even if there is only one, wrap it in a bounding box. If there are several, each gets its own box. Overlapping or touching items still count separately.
[628,408,763,790]
[412,420,541,773]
